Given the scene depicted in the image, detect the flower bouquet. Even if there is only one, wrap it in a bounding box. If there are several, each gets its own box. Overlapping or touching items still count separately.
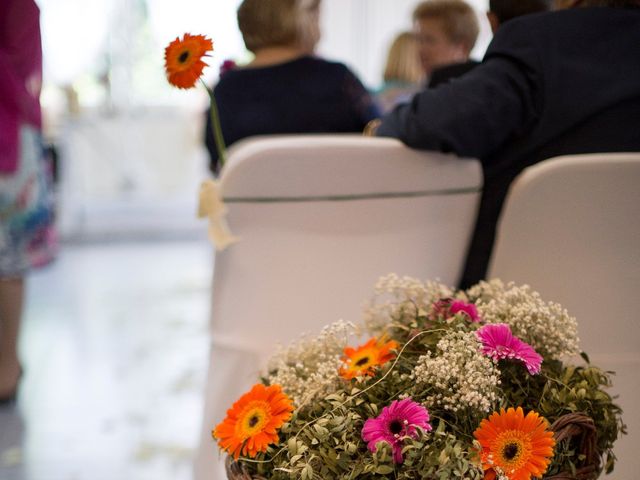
[212,276,624,479]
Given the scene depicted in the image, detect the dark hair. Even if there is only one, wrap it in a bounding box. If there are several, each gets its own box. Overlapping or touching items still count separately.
[489,0,551,23]
[578,0,640,5]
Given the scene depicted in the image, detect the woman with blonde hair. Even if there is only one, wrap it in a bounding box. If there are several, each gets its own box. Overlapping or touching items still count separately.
[204,0,379,173]
[375,31,425,113]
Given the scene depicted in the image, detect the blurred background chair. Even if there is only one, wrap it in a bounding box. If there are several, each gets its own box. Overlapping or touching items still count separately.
[488,152,640,480]
[194,134,481,479]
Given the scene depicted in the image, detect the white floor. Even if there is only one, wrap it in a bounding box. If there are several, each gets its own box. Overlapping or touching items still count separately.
[0,239,213,480]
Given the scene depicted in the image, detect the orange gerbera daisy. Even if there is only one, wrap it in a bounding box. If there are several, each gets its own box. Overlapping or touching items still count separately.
[213,384,294,459]
[474,407,556,480]
[339,337,399,380]
[164,33,213,89]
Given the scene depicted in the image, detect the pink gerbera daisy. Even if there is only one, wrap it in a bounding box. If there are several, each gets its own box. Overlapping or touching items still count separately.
[449,299,481,322]
[361,398,432,464]
[432,298,481,322]
[476,323,543,375]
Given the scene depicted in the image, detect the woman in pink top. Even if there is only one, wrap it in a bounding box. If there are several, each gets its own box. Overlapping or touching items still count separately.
[0,0,56,403]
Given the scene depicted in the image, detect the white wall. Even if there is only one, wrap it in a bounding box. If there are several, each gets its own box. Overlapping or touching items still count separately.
[38,0,491,103]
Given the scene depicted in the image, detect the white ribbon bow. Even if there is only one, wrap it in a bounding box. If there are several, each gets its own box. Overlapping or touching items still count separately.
[197,179,240,250]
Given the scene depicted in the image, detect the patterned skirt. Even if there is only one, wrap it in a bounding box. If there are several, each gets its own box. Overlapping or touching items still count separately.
[0,125,57,278]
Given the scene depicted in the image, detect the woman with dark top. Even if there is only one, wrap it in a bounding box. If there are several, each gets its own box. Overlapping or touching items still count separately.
[204,0,379,174]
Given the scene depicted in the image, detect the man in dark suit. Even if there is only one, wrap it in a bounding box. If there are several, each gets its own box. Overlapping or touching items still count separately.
[376,1,640,289]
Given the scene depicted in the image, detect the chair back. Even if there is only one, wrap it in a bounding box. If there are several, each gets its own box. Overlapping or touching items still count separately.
[488,152,640,479]
[212,135,482,354]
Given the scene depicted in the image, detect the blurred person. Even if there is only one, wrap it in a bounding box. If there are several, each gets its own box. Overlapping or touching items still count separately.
[1,0,56,403]
[412,0,479,87]
[428,0,552,87]
[375,32,424,114]
[376,0,640,288]
[204,0,379,174]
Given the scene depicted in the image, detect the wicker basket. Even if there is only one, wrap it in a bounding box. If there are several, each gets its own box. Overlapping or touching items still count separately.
[226,412,600,480]
[225,457,267,480]
[545,413,599,480]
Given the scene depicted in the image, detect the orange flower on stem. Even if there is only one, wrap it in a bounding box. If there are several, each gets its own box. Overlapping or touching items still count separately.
[339,337,398,380]
[213,384,294,459]
[473,407,556,480]
[164,33,227,167]
[164,33,213,89]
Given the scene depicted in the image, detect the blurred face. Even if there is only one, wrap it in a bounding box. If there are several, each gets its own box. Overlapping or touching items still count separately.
[414,17,468,76]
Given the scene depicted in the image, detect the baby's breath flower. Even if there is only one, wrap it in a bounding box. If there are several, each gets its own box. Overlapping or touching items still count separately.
[266,320,355,406]
[364,274,454,333]
[413,331,501,413]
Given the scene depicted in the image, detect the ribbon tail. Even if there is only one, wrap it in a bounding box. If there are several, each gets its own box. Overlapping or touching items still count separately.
[208,216,240,251]
[198,179,239,251]
[198,179,227,218]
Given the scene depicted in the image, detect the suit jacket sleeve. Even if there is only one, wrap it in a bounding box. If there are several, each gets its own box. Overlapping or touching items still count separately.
[376,20,543,163]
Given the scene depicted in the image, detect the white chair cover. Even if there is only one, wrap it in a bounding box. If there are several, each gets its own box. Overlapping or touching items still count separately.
[194,135,482,479]
[488,153,640,479]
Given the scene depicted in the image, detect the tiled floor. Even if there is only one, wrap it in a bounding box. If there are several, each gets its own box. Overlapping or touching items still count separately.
[0,239,213,480]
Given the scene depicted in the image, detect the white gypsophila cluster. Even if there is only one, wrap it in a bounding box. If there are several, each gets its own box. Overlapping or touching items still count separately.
[266,319,355,406]
[465,279,509,304]
[413,330,501,413]
[472,280,579,359]
[363,274,454,334]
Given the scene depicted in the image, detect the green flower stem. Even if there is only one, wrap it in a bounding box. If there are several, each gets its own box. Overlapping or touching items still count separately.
[201,79,227,170]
